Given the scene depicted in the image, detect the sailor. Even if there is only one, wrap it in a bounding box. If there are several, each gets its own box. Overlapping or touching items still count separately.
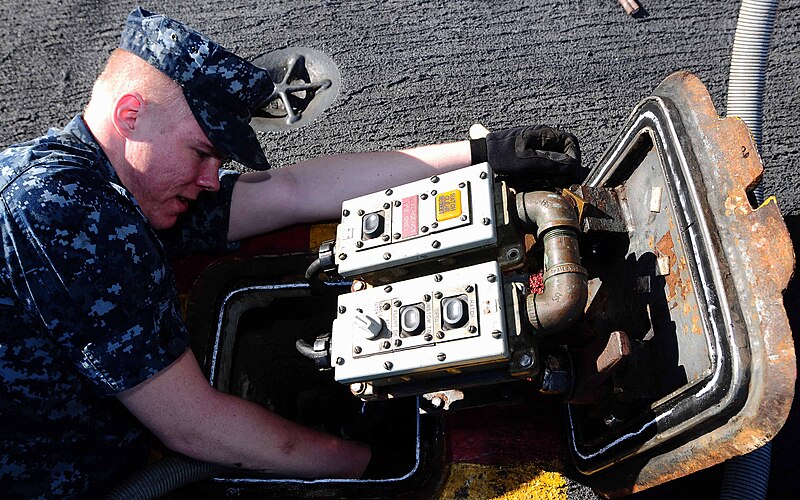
[0,7,582,497]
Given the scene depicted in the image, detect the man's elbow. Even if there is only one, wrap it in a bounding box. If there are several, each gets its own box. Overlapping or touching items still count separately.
[155,425,209,459]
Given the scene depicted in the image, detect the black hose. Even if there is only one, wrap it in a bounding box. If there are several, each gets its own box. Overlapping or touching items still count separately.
[103,454,230,500]
[305,257,324,281]
[720,1,778,498]
[719,442,772,500]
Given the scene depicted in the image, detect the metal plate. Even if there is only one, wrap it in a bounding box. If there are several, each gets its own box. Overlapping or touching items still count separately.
[250,47,341,131]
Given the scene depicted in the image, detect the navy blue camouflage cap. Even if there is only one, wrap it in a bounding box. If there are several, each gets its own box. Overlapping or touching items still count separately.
[120,7,273,170]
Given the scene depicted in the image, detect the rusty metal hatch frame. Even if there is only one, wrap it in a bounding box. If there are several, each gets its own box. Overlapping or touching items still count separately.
[570,71,796,497]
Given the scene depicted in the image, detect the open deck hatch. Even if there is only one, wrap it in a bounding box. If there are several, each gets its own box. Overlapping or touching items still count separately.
[179,72,794,498]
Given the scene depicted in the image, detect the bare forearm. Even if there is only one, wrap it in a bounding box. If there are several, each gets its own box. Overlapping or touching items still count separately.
[228,141,472,240]
[288,141,473,203]
[166,391,369,478]
[118,350,370,479]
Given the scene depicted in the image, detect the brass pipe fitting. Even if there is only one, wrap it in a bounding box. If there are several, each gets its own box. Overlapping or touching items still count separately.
[515,191,588,335]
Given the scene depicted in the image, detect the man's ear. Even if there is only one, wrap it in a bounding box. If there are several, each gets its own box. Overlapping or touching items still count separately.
[111,93,144,139]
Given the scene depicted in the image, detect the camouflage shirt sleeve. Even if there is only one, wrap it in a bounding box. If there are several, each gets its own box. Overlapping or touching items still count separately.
[158,169,242,258]
[2,164,188,394]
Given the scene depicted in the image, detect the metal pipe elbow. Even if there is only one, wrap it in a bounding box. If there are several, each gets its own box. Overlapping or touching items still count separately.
[516,192,588,335]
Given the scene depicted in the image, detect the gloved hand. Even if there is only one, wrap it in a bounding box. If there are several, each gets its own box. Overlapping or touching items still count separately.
[470,125,586,190]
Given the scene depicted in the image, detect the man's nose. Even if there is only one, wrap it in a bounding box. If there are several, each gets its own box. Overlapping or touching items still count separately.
[196,162,221,192]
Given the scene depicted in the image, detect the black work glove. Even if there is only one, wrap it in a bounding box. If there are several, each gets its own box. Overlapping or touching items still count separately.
[471,125,586,190]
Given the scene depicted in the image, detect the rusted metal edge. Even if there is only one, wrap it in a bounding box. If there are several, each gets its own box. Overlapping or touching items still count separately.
[575,71,795,496]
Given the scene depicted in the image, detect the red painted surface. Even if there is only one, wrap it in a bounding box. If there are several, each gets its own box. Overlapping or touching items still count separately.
[171,224,312,295]
[445,400,565,466]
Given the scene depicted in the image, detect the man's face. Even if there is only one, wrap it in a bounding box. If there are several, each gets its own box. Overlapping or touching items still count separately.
[122,103,226,230]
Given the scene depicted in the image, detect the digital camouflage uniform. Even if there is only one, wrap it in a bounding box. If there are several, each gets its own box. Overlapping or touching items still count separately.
[0,6,274,499]
[0,115,240,498]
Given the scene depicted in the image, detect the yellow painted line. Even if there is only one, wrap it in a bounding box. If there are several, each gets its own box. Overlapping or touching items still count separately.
[758,195,777,209]
[438,462,568,500]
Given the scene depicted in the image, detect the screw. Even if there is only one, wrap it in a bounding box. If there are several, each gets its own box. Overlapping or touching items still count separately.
[434,291,443,299]
[382,341,391,349]
[423,294,431,302]
[431,222,438,229]
[384,361,394,370]
[354,346,362,354]
[336,357,345,365]
[432,240,441,249]
[338,253,347,260]
[492,330,502,339]
[458,182,466,188]
[384,285,392,293]
[393,232,401,240]
[518,353,533,368]
[353,281,366,291]
[424,333,433,341]
[382,302,391,310]
[357,209,365,216]
[468,325,477,333]
[421,226,429,233]
[393,300,402,307]
[394,339,402,347]
[431,396,444,408]
[355,241,364,248]
[385,189,393,196]
[421,193,428,200]
[437,353,447,362]
[431,190,437,196]
[430,175,440,183]
[382,234,391,241]
[338,306,346,314]
[460,215,468,221]
[436,331,445,339]
[482,217,491,225]
[487,274,496,283]
[356,308,363,313]
[479,171,488,180]
[506,248,520,260]
[434,274,443,282]
[351,382,365,394]
[394,200,401,207]
[383,252,391,260]
[465,285,474,293]
[383,202,391,209]
[343,209,350,217]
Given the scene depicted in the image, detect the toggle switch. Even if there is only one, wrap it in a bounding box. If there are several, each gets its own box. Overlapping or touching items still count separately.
[353,312,384,339]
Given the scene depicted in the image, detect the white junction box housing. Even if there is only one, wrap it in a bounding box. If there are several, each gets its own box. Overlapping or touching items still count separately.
[331,260,510,385]
[334,163,497,278]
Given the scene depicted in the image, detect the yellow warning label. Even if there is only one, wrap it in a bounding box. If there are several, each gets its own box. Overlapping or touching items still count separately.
[436,190,462,221]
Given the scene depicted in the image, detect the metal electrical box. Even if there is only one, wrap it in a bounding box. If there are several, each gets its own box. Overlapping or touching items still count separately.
[332,163,523,282]
[331,261,510,386]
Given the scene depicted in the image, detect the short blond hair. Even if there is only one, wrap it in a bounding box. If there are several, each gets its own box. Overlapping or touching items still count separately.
[86,48,193,127]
